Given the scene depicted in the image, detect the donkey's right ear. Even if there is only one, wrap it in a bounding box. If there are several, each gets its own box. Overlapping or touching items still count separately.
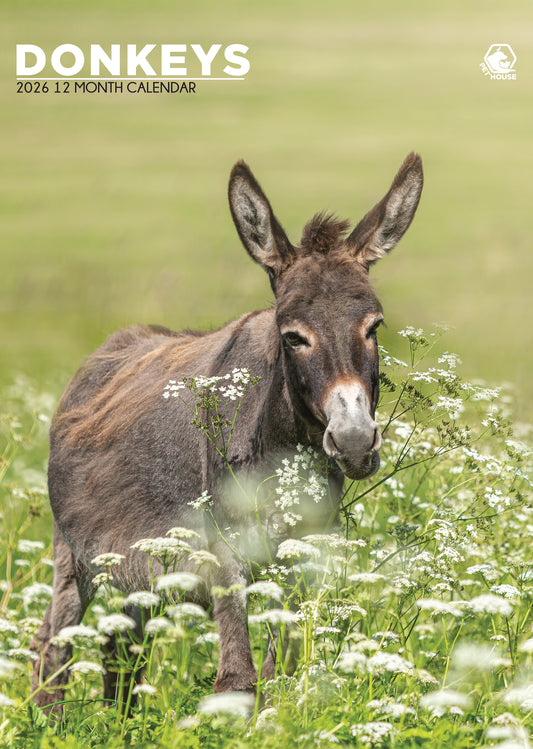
[229,161,294,278]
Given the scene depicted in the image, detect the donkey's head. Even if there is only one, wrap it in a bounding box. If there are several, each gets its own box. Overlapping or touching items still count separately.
[229,153,423,480]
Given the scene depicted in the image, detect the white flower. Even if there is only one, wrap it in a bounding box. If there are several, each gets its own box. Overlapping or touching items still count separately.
[145,617,173,635]
[155,572,202,593]
[5,648,38,662]
[501,684,533,712]
[398,326,424,339]
[435,396,464,420]
[91,552,125,568]
[169,603,206,619]
[69,660,105,675]
[0,693,16,707]
[188,550,220,568]
[132,683,157,695]
[337,651,368,673]
[367,652,413,676]
[518,638,533,654]
[350,721,397,746]
[438,352,462,369]
[17,539,45,554]
[0,657,22,679]
[123,591,160,608]
[420,689,472,716]
[276,539,320,560]
[348,572,385,584]
[366,699,416,719]
[188,491,212,510]
[248,609,298,626]
[52,624,100,646]
[416,598,466,617]
[490,584,521,599]
[21,583,53,603]
[131,537,190,562]
[245,581,284,601]
[466,563,499,580]
[468,593,513,617]
[97,614,136,635]
[0,619,18,634]
[166,527,201,540]
[197,691,255,718]
[452,642,510,672]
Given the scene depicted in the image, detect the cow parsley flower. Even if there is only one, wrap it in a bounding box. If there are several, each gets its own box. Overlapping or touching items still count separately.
[245,580,284,601]
[0,619,18,634]
[501,684,533,712]
[17,539,45,554]
[145,617,173,634]
[435,396,464,420]
[248,609,298,626]
[468,593,513,617]
[69,660,105,675]
[130,537,190,564]
[518,639,533,654]
[123,591,160,608]
[337,651,368,673]
[0,657,21,680]
[91,552,125,568]
[52,624,100,646]
[155,571,202,593]
[21,582,53,603]
[0,693,15,707]
[188,491,212,510]
[169,603,206,619]
[416,598,466,617]
[132,683,157,695]
[348,572,385,584]
[276,539,321,560]
[166,527,200,540]
[367,652,413,676]
[490,584,521,599]
[97,613,136,635]
[420,689,472,716]
[350,721,397,746]
[188,550,220,568]
[198,691,255,718]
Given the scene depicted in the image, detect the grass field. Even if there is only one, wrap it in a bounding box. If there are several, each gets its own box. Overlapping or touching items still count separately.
[1,0,533,417]
[1,1,533,746]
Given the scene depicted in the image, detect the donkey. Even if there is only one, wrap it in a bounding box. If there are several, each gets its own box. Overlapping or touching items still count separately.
[31,152,423,714]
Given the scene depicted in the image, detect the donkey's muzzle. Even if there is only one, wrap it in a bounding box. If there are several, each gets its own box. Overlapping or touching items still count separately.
[322,380,382,481]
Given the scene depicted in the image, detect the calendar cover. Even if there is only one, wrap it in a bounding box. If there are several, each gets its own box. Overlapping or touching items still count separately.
[2,1,532,745]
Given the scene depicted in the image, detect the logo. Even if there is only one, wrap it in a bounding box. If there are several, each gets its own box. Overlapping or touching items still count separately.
[480,44,516,80]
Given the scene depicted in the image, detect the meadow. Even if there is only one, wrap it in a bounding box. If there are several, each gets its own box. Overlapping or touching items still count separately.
[1,328,532,747]
[1,0,532,745]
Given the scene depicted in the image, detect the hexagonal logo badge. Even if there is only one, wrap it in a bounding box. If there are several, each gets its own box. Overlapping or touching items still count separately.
[481,44,517,79]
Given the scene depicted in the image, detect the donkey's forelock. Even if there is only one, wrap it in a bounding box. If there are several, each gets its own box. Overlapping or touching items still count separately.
[299,212,351,256]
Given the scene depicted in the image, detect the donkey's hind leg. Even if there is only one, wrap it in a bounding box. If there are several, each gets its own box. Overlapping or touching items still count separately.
[30,521,91,718]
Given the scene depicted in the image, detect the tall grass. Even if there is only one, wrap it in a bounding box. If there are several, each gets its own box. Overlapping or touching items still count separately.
[0,329,532,748]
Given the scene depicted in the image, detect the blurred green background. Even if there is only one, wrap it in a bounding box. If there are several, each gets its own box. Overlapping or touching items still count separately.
[2,0,532,419]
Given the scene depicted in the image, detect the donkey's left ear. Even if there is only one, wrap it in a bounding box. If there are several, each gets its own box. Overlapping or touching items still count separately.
[229,161,294,278]
[345,152,423,268]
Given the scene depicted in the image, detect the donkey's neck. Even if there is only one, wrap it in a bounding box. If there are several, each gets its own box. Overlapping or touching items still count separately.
[213,308,322,460]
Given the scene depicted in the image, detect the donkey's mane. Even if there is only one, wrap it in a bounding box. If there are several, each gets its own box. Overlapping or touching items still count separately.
[300,212,351,255]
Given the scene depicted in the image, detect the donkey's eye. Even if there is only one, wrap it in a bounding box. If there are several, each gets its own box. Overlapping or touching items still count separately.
[366,318,384,340]
[283,331,310,349]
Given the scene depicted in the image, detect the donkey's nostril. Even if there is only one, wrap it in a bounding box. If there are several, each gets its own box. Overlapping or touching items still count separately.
[323,428,340,458]
[372,427,382,452]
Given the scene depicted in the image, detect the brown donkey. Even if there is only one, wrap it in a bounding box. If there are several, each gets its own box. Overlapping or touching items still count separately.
[31,152,423,714]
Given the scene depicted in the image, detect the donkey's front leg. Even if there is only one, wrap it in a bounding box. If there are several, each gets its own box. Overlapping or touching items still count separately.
[211,557,256,693]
